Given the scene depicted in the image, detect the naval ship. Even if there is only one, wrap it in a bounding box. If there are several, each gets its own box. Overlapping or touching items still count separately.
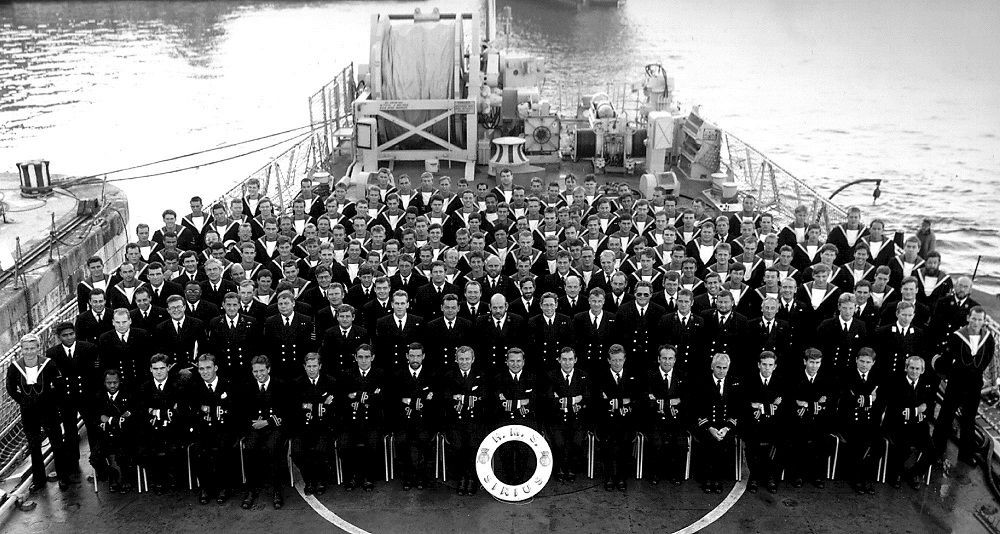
[0,2,998,533]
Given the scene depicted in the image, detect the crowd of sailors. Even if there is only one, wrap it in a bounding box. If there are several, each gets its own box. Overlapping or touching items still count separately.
[6,168,994,510]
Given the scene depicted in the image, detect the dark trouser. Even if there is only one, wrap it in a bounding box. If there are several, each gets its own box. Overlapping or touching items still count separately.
[244,427,285,490]
[547,421,585,476]
[696,428,735,482]
[91,430,134,485]
[395,422,433,483]
[598,424,632,482]
[786,423,829,481]
[137,429,186,488]
[193,430,237,493]
[891,424,933,481]
[340,426,380,483]
[445,422,483,480]
[647,423,689,481]
[291,429,331,485]
[844,425,880,484]
[22,405,72,484]
[933,378,982,458]
[59,398,94,469]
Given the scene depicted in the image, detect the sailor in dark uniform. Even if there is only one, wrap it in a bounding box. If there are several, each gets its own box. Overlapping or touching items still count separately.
[785,348,834,489]
[527,292,575,370]
[136,354,188,493]
[77,256,110,313]
[206,292,259,380]
[439,346,489,496]
[98,308,153,391]
[490,348,538,482]
[593,344,639,491]
[615,281,664,368]
[262,290,316,381]
[701,290,748,373]
[692,352,740,494]
[838,347,883,495]
[657,289,704,372]
[239,355,289,510]
[884,356,938,488]
[644,345,689,485]
[338,345,385,492]
[7,334,73,491]
[320,304,369,373]
[545,347,591,483]
[90,369,137,493]
[375,290,424,369]
[390,343,436,490]
[873,301,925,379]
[76,288,114,344]
[740,351,785,494]
[475,294,528,369]
[129,286,169,331]
[422,294,474,370]
[47,322,101,473]
[291,353,336,496]
[187,354,240,505]
[816,293,868,373]
[572,288,618,372]
[153,294,206,375]
[932,306,995,466]
[929,276,978,344]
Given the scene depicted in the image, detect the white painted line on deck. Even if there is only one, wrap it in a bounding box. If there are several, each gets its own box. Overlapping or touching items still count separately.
[292,464,371,534]
[670,457,749,534]
[296,458,749,534]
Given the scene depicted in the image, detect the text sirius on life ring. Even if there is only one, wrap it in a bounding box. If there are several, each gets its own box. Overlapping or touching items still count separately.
[476,424,553,502]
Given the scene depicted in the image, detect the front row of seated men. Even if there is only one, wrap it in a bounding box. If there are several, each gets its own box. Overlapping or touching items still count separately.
[13,310,979,504]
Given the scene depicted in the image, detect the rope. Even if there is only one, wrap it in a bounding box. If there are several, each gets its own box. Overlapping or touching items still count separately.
[71,130,312,186]
[62,119,336,187]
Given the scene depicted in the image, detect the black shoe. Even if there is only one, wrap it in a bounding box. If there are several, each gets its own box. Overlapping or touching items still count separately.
[907,476,921,490]
[702,483,714,494]
[792,478,803,488]
[109,483,121,493]
[604,480,614,492]
[402,480,412,491]
[890,477,902,489]
[649,474,659,486]
[345,478,357,491]
[852,482,865,495]
[199,489,211,505]
[457,478,467,496]
[812,478,825,489]
[416,479,425,490]
[29,480,46,493]
[273,489,284,510]
[304,482,314,495]
[617,480,627,492]
[362,480,374,492]
[566,472,576,483]
[240,491,255,510]
[766,479,778,494]
[865,482,876,495]
[714,482,724,494]
[315,482,326,495]
[747,480,758,494]
[216,488,231,505]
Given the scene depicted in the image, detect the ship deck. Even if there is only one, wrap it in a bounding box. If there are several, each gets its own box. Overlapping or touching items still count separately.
[0,435,994,534]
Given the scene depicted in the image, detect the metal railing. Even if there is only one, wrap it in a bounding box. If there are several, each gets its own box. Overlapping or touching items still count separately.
[718,129,849,235]
[308,63,358,160]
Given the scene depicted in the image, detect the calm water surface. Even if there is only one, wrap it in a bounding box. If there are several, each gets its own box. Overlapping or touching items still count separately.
[1,0,997,289]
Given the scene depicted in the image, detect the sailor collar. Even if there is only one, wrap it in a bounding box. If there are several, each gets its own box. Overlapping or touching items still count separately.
[955,330,991,354]
[11,355,51,381]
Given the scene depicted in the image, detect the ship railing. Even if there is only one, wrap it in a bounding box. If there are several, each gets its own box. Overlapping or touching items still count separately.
[211,63,359,213]
[717,129,849,235]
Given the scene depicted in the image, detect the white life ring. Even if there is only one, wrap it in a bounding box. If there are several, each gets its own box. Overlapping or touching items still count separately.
[475,424,553,502]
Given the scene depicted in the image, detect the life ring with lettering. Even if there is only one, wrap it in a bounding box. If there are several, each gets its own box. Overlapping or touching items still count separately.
[475,424,553,502]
